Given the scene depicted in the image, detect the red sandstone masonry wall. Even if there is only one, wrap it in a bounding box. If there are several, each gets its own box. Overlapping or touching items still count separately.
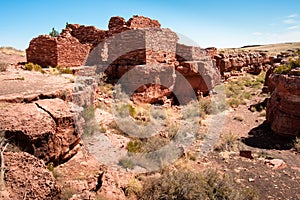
[56,33,91,67]
[127,15,161,29]
[176,44,207,62]
[27,33,92,67]
[27,15,174,68]
[107,29,147,65]
[87,28,179,66]
[145,28,178,64]
[26,35,58,67]
[67,24,107,47]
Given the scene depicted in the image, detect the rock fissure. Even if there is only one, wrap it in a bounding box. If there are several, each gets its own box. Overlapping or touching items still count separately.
[35,102,59,126]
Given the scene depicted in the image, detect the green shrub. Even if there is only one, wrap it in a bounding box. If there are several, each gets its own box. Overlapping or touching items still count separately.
[127,140,142,153]
[49,27,59,37]
[274,58,300,74]
[274,65,291,74]
[227,98,244,108]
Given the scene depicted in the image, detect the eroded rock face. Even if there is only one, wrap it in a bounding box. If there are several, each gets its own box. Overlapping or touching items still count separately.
[266,74,300,136]
[214,52,270,75]
[1,152,60,199]
[117,64,176,104]
[175,58,221,98]
[0,98,81,164]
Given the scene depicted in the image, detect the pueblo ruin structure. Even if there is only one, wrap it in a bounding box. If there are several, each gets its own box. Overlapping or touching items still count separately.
[26,15,221,103]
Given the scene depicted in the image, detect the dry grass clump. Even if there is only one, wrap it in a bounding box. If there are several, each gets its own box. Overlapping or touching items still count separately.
[25,62,46,74]
[214,131,239,152]
[294,137,300,153]
[136,168,258,200]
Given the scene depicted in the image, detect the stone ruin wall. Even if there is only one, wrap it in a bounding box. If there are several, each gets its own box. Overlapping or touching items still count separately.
[56,32,91,67]
[26,33,91,67]
[176,43,208,62]
[26,15,221,104]
[67,24,107,47]
[27,15,167,68]
[26,35,58,67]
[145,28,178,64]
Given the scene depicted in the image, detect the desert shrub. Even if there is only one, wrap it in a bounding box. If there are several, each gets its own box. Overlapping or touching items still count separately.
[227,98,245,108]
[0,62,8,72]
[257,151,274,160]
[215,131,239,152]
[25,62,45,73]
[56,66,73,74]
[139,136,170,153]
[138,168,258,200]
[49,27,59,37]
[119,158,135,169]
[47,163,60,179]
[242,92,252,99]
[199,98,213,115]
[99,124,107,133]
[294,137,300,153]
[127,140,142,153]
[124,178,143,197]
[116,103,136,118]
[274,58,300,75]
[226,82,244,98]
[82,105,99,137]
[274,65,291,74]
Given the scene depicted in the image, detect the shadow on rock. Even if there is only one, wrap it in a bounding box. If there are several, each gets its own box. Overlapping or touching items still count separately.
[241,121,294,150]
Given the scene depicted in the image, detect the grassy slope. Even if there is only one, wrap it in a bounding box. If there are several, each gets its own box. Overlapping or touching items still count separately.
[0,47,25,56]
[0,47,25,64]
[219,42,300,55]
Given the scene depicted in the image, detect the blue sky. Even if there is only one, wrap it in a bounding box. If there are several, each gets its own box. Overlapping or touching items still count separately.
[1,0,300,50]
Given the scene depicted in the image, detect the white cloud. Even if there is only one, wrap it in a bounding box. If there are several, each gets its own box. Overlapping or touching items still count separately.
[252,32,263,36]
[287,14,298,18]
[283,19,297,24]
[288,25,300,30]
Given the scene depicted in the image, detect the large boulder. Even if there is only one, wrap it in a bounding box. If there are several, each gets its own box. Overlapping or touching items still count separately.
[0,98,82,164]
[0,152,60,199]
[266,73,300,136]
[175,58,221,99]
